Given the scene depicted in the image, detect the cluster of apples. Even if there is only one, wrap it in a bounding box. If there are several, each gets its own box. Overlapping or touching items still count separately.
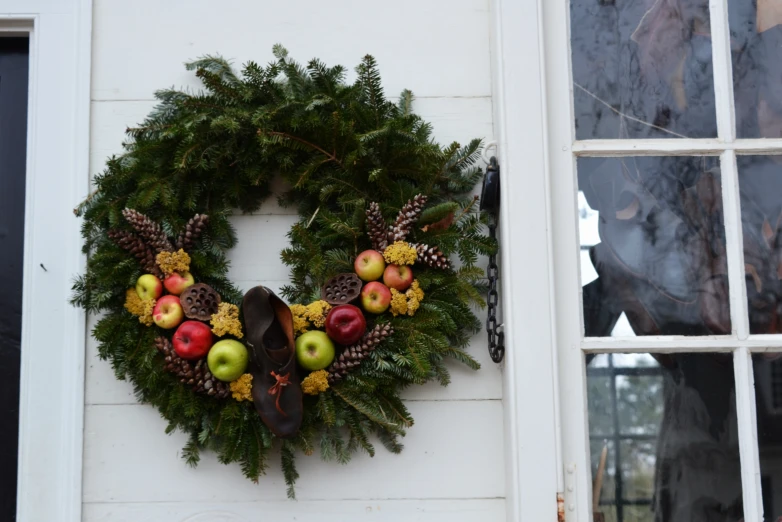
[135,272,248,383]
[355,249,414,312]
[293,250,413,371]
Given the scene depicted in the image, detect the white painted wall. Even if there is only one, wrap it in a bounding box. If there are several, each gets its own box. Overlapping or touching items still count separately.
[84,1,504,520]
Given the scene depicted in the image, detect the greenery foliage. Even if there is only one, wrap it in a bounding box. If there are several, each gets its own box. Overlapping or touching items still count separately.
[72,46,496,496]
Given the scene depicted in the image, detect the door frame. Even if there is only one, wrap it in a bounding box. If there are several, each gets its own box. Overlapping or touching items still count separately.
[490,0,563,520]
[4,2,92,521]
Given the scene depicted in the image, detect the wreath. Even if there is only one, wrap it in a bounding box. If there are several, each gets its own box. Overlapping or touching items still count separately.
[72,47,496,496]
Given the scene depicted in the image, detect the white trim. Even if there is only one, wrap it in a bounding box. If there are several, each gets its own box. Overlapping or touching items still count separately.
[490,0,562,520]
[8,1,92,521]
[572,138,782,156]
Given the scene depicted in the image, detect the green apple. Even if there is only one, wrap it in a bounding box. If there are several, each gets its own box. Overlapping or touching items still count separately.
[136,273,163,300]
[207,339,249,382]
[295,330,335,371]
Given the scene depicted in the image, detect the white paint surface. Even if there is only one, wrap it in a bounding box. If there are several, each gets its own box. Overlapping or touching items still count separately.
[84,0,504,519]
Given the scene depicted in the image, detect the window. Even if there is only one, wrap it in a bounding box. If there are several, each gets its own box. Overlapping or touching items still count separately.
[543,0,782,521]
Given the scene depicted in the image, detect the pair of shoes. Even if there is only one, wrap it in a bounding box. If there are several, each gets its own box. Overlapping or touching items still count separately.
[242,286,302,438]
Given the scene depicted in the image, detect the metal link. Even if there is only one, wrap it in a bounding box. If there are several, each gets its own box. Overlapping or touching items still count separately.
[486,219,504,363]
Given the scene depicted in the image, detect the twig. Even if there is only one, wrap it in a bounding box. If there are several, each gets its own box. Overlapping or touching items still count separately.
[262,130,343,167]
[574,82,690,139]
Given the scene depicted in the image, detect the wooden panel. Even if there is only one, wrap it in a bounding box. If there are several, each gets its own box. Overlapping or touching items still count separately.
[82,401,504,502]
[83,499,505,522]
[91,0,491,101]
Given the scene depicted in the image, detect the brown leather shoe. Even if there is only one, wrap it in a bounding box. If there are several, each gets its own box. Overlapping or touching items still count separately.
[242,286,302,438]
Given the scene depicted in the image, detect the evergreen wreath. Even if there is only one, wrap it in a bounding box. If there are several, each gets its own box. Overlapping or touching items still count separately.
[72,46,496,496]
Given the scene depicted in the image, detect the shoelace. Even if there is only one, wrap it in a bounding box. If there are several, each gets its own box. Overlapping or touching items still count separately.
[268,371,290,416]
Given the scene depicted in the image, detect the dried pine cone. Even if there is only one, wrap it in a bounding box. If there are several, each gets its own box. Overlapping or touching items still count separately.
[327,323,394,383]
[391,194,428,243]
[414,243,450,269]
[155,337,230,398]
[176,213,209,251]
[365,202,389,251]
[122,208,173,254]
[108,229,162,277]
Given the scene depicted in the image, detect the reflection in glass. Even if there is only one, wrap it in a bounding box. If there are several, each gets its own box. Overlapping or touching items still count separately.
[730,2,782,138]
[587,353,743,522]
[579,157,730,336]
[570,0,716,140]
[739,156,782,334]
[752,353,782,521]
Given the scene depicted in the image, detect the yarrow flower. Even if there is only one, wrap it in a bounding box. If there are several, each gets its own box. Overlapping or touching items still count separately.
[210,302,244,338]
[389,280,424,317]
[290,301,333,334]
[290,304,310,335]
[305,300,332,328]
[155,248,191,275]
[124,288,155,326]
[383,241,417,265]
[229,373,253,402]
[301,370,329,395]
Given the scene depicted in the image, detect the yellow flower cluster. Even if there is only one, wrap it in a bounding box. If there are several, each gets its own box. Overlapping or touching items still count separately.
[301,370,330,395]
[383,241,417,266]
[306,300,332,328]
[229,373,253,402]
[124,288,155,326]
[155,248,191,275]
[290,304,310,335]
[289,301,333,335]
[210,302,244,338]
[389,280,425,317]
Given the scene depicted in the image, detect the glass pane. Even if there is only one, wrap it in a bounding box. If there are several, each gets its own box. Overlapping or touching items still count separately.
[570,0,717,140]
[730,1,782,138]
[0,37,28,522]
[587,353,744,522]
[579,157,731,337]
[739,156,782,334]
[753,353,782,521]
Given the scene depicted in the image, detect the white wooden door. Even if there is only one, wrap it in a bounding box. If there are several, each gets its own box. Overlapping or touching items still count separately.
[534,0,782,520]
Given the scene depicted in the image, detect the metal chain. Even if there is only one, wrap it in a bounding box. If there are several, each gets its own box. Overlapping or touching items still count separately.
[486,216,504,363]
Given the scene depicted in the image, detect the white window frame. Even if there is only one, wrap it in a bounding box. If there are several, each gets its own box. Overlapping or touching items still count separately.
[494,0,780,520]
[4,2,92,521]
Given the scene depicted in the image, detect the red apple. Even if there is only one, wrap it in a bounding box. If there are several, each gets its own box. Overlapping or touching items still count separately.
[361,281,392,314]
[136,274,163,301]
[325,304,367,345]
[173,320,214,360]
[354,249,386,281]
[164,271,195,295]
[383,264,414,291]
[152,295,185,329]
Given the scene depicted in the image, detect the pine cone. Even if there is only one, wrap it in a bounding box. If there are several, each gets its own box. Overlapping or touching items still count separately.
[365,202,389,251]
[122,208,173,254]
[391,194,428,243]
[108,229,162,277]
[414,243,450,269]
[327,323,394,383]
[176,213,209,251]
[155,337,230,398]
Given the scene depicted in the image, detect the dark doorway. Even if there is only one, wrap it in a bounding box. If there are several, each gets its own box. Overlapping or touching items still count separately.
[0,36,29,522]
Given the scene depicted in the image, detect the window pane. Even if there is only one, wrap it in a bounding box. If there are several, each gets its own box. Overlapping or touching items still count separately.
[739,156,782,334]
[579,157,731,337]
[587,353,744,521]
[753,353,782,521]
[570,0,717,140]
[730,2,782,138]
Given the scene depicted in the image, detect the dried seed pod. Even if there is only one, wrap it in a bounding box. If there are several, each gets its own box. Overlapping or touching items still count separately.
[180,283,222,320]
[321,273,363,305]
